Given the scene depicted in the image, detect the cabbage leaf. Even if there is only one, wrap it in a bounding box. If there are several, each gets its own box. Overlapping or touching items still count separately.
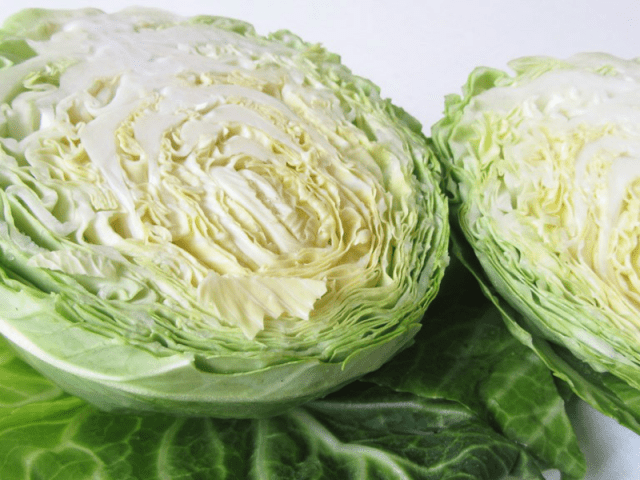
[0,267,582,479]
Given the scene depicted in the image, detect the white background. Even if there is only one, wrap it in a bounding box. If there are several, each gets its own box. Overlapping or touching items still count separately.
[1,1,640,478]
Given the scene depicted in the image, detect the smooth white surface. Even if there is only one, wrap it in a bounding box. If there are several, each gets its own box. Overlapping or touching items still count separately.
[569,399,640,480]
[1,1,639,478]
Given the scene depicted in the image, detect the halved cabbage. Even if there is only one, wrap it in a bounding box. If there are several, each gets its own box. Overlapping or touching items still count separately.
[433,53,640,428]
[0,8,448,417]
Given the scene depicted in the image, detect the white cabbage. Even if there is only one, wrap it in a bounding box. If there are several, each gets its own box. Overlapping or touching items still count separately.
[0,8,449,417]
[433,53,640,391]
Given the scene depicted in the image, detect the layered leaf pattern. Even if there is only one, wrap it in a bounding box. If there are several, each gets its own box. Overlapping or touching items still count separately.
[431,54,640,441]
[0,7,449,417]
[367,262,585,480]
[0,268,584,479]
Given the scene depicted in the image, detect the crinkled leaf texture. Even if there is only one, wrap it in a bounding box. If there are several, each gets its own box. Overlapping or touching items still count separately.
[432,53,640,436]
[452,226,640,439]
[0,7,449,417]
[367,261,586,480]
[0,315,554,480]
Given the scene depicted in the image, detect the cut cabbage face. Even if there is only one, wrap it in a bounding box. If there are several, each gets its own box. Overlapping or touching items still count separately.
[433,53,640,399]
[0,8,449,417]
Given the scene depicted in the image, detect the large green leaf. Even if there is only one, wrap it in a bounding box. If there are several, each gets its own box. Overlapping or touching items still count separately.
[0,334,549,480]
[449,224,640,440]
[366,259,586,480]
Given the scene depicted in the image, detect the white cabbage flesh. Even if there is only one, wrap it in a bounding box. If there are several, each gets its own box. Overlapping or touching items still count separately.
[434,53,640,386]
[0,8,449,417]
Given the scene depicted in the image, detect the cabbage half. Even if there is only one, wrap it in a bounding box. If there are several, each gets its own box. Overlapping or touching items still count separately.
[433,53,640,430]
[0,8,449,417]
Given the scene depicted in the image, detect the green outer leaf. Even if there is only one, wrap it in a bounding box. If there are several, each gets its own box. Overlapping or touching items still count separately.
[0,337,546,480]
[303,385,544,480]
[449,213,640,437]
[366,258,586,480]
[1,8,103,40]
[449,231,640,477]
[4,302,419,418]
[0,38,37,68]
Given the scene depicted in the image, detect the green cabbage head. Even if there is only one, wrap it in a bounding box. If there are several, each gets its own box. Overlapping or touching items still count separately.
[0,8,449,417]
[433,53,640,425]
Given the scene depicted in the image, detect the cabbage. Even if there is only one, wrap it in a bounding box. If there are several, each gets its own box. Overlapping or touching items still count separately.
[433,53,640,432]
[0,7,449,418]
[0,266,585,480]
